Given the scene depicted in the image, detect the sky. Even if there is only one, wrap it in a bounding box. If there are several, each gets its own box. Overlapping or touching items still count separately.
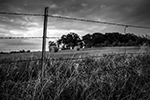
[0,0,150,52]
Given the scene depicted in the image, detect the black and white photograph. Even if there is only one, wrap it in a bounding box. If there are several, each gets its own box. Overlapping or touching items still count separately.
[0,0,150,100]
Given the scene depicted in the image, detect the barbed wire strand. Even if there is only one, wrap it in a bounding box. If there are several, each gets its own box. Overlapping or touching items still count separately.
[48,15,150,29]
[0,12,43,16]
[0,37,59,39]
[0,12,150,29]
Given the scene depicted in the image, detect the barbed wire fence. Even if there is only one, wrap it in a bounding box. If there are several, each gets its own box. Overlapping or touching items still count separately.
[0,7,150,79]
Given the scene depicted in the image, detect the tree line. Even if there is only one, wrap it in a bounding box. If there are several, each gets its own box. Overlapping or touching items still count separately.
[82,32,150,48]
[0,50,30,54]
[50,32,150,49]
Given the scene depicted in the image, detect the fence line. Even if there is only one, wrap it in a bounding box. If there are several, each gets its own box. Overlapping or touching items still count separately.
[0,11,150,65]
[48,15,150,29]
[1,12,150,29]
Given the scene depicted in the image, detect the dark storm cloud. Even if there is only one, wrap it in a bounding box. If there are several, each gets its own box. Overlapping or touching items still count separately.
[0,0,150,34]
[95,0,150,26]
[126,0,150,25]
[0,0,150,23]
[48,0,150,25]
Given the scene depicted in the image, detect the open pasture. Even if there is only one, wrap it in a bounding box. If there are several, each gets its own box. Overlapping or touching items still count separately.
[0,46,150,61]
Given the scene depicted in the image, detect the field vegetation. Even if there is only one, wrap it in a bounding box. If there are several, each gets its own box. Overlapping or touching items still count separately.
[0,53,150,100]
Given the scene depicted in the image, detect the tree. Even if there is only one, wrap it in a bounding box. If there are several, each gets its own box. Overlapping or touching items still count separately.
[82,34,93,48]
[82,32,150,47]
[92,33,105,47]
[82,33,105,47]
[59,32,81,49]
[48,41,56,46]
[57,39,62,48]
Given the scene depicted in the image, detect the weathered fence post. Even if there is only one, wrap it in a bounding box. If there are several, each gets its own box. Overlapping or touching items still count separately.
[124,26,128,54]
[41,7,49,80]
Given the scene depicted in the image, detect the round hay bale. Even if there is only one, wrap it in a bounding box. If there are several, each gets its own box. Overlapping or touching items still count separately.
[74,46,80,51]
[49,46,58,53]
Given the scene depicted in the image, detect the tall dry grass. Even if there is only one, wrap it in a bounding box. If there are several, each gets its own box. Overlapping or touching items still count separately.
[0,53,150,100]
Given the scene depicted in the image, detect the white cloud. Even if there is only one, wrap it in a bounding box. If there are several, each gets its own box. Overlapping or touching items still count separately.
[47,28,88,37]
[81,3,88,8]
[25,27,43,37]
[9,30,26,36]
[0,27,10,34]
[100,5,106,9]
[88,26,107,31]
[50,4,58,9]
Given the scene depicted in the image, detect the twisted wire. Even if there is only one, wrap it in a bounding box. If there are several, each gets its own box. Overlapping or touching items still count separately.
[0,12,150,29]
[0,37,59,39]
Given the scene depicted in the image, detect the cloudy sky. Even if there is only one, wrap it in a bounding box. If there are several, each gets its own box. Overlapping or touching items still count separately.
[0,0,150,52]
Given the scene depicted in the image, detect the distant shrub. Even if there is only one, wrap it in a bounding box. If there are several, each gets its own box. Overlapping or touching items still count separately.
[27,50,30,53]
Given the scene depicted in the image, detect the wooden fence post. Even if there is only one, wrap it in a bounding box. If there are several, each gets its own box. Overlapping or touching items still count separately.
[41,7,49,80]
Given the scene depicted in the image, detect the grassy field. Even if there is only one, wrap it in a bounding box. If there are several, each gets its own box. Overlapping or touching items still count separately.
[0,47,150,100]
[0,46,150,60]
